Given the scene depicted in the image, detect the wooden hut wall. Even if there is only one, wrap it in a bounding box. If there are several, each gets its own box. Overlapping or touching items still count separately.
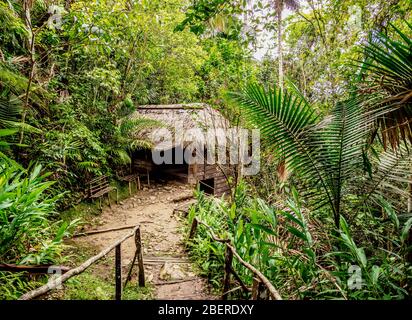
[188,162,232,196]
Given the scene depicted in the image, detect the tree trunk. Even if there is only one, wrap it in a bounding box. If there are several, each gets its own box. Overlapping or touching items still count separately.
[276,0,284,91]
[20,0,36,145]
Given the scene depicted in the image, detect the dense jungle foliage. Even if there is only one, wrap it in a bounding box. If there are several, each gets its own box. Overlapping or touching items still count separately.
[0,0,411,300]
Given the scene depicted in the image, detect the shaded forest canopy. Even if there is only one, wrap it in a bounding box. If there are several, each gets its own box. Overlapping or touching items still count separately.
[0,0,411,300]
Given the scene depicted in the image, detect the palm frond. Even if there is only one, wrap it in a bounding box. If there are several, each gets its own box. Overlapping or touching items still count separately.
[77,161,100,173]
[358,23,412,149]
[310,97,372,182]
[231,83,319,159]
[231,83,338,215]
[361,144,412,206]
[0,94,41,133]
[109,148,132,165]
[232,83,374,226]
[308,98,374,223]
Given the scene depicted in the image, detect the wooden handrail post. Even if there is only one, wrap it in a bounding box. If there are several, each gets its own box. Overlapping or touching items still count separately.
[115,244,122,300]
[135,227,145,287]
[19,226,139,301]
[188,218,198,240]
[229,266,250,294]
[222,245,233,300]
[194,219,283,300]
[251,277,261,300]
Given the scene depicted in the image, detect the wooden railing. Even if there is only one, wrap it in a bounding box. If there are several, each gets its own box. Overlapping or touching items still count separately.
[18,218,282,300]
[19,225,145,300]
[188,218,282,300]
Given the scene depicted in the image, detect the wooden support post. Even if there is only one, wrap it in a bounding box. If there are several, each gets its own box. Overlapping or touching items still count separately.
[222,245,233,300]
[137,177,141,190]
[251,277,260,300]
[115,244,122,300]
[226,243,282,300]
[229,266,250,294]
[188,218,198,240]
[147,170,150,188]
[124,231,141,289]
[184,218,283,300]
[135,227,145,287]
[108,193,112,209]
[124,252,137,289]
[251,277,266,300]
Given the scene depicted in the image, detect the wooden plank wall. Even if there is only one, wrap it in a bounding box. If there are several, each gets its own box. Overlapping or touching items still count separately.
[188,163,232,196]
[214,174,230,196]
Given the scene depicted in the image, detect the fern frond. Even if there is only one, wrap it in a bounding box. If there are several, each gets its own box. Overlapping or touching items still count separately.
[109,148,132,165]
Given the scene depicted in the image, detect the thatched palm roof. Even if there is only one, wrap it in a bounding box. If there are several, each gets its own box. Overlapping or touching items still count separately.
[130,104,229,148]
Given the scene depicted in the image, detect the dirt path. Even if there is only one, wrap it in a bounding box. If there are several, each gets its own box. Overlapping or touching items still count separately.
[74,180,214,300]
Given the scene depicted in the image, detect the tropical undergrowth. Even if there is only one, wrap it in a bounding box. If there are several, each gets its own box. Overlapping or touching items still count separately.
[187,24,412,300]
[0,157,79,299]
[187,183,411,300]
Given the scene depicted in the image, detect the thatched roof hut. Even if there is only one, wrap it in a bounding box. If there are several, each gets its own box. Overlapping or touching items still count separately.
[129,104,234,196]
[130,103,230,147]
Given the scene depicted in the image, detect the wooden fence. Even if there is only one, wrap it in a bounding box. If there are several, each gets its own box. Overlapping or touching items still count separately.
[188,218,282,300]
[17,218,282,300]
[19,225,145,300]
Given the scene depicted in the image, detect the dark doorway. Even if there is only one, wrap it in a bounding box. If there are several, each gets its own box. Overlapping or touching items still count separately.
[199,178,214,195]
[151,146,188,182]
